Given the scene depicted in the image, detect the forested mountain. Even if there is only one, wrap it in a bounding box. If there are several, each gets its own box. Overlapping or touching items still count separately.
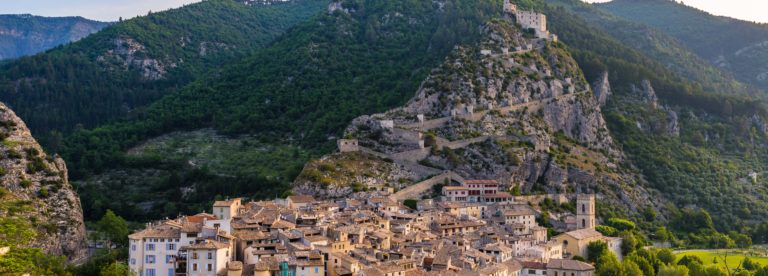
[532,0,768,239]
[63,0,504,221]
[0,14,108,60]
[597,0,768,92]
[1,0,767,248]
[546,0,754,96]
[0,0,327,149]
[55,0,768,238]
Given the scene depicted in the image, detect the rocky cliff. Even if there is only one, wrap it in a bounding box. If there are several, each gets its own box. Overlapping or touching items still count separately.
[293,20,662,217]
[0,102,86,260]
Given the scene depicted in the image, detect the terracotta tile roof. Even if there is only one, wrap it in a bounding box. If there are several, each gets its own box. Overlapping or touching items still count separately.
[464,179,499,185]
[522,261,547,270]
[213,198,241,207]
[561,228,603,240]
[547,259,595,271]
[183,239,229,250]
[128,225,180,239]
[187,213,217,223]
[288,195,315,204]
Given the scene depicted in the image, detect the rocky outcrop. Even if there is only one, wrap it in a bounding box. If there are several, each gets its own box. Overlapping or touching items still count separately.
[633,79,658,109]
[0,102,86,261]
[665,108,680,137]
[293,20,661,216]
[592,71,611,106]
[97,37,167,80]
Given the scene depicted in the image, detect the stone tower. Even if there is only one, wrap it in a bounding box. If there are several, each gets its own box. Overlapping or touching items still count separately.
[504,0,517,13]
[576,194,596,229]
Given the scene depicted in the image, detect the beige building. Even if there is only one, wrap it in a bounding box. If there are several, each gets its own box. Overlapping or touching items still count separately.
[551,228,622,260]
[184,240,232,276]
[546,259,594,276]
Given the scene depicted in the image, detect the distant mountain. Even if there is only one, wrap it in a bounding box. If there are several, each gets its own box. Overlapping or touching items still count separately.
[0,14,109,60]
[597,0,768,92]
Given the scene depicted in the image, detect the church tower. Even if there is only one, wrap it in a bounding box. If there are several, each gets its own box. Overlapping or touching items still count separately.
[576,194,596,229]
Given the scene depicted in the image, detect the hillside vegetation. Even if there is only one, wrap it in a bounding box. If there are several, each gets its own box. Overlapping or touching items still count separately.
[63,0,504,221]
[598,0,768,92]
[0,0,327,148]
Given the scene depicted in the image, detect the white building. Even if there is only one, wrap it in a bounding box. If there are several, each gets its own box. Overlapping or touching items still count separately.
[128,223,182,276]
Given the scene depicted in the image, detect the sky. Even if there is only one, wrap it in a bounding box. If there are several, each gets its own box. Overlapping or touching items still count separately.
[0,0,202,22]
[584,0,768,24]
[0,0,766,23]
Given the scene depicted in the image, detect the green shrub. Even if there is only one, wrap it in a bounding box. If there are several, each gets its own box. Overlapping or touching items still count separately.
[19,179,32,188]
[607,218,636,231]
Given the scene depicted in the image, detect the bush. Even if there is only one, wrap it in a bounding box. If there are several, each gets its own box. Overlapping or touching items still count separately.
[607,217,636,231]
[403,199,418,210]
[596,225,619,236]
[19,179,32,188]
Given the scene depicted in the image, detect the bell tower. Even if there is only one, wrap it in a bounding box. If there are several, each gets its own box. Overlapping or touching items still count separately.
[576,194,596,229]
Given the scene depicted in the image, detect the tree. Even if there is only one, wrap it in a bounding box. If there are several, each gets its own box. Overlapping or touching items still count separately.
[100,261,132,276]
[620,231,638,255]
[677,255,703,267]
[607,218,636,231]
[656,248,676,265]
[403,199,418,210]
[657,265,690,276]
[743,257,759,271]
[97,209,129,246]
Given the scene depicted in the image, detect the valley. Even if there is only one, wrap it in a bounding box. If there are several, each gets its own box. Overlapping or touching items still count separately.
[1,0,768,275]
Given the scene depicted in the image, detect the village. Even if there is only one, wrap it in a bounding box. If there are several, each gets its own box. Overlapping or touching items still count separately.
[128,185,622,276]
[127,2,624,276]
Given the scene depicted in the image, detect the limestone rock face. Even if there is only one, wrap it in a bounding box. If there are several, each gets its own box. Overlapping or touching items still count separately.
[592,71,611,106]
[665,109,680,137]
[633,79,659,108]
[0,102,86,260]
[293,20,661,216]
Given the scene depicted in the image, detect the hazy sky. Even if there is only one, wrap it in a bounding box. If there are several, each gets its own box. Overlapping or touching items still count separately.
[0,0,766,23]
[0,0,201,21]
[584,0,768,23]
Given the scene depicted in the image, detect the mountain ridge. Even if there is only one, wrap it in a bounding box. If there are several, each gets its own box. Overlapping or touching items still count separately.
[0,14,109,60]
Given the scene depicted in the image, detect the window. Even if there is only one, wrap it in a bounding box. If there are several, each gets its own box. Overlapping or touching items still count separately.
[166,255,173,263]
[582,219,586,228]
[207,252,213,259]
[167,243,176,250]
[192,252,198,259]
[146,244,155,251]
[168,268,174,276]
[145,255,155,264]
[315,268,320,273]
[145,269,155,276]
[193,263,198,271]
[131,244,136,251]
[582,204,585,213]
[207,264,212,271]
[130,258,136,265]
